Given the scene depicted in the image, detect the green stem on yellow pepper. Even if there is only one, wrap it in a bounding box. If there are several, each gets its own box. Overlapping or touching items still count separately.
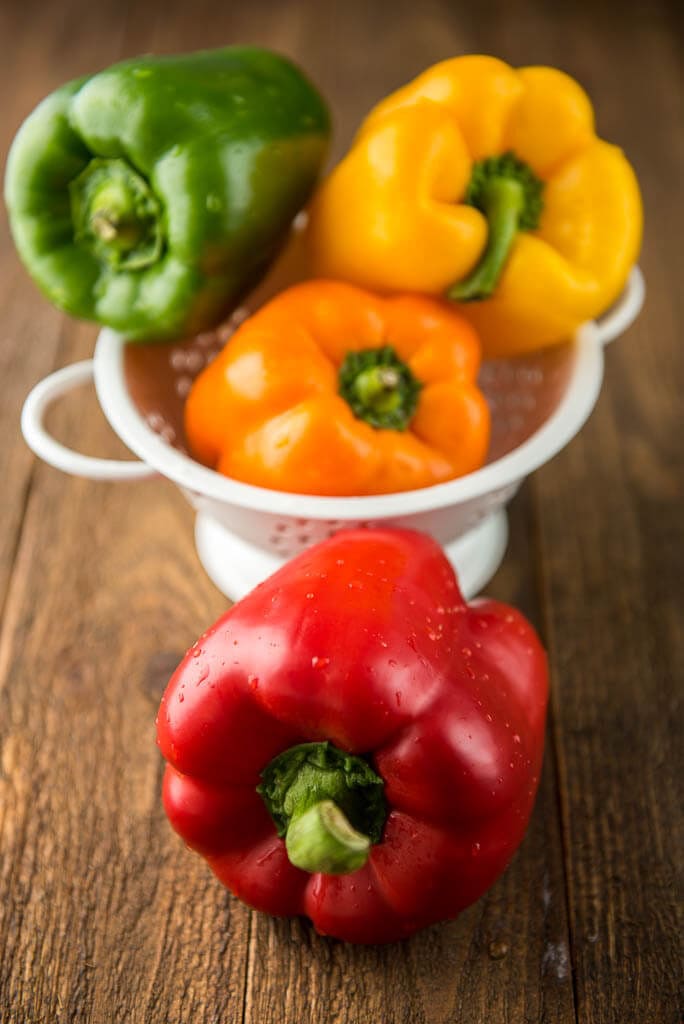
[448,151,544,302]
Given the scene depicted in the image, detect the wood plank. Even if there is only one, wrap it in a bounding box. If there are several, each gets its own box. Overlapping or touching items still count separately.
[0,0,154,604]
[0,323,251,1023]
[0,0,72,611]
[528,3,683,1022]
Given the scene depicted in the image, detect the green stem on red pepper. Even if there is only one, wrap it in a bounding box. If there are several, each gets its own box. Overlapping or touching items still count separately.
[257,741,386,874]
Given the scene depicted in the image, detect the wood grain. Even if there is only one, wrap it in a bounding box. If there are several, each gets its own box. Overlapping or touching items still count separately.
[530,6,684,1020]
[0,315,250,1023]
[0,0,71,613]
[0,0,681,1022]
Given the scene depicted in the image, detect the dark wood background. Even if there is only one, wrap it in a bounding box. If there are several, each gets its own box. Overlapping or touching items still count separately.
[0,0,681,1021]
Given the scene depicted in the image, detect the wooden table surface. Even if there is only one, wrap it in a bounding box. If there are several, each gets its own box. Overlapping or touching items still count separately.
[0,1,681,1021]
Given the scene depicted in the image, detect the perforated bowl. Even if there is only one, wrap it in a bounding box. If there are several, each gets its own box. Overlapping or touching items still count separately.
[21,267,644,600]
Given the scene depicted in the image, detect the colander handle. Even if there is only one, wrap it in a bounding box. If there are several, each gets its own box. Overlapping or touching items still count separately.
[594,266,645,346]
[21,360,156,481]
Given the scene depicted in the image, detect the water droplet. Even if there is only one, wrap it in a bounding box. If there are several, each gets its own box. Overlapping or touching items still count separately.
[461,647,472,658]
[190,646,202,658]
[485,713,493,722]
[395,691,402,707]
[466,665,476,679]
[178,693,185,703]
[513,734,521,744]
[489,940,509,960]
[388,659,398,668]
[311,656,329,669]
[379,639,388,648]
[248,675,259,691]
[196,667,209,685]
[305,592,314,600]
[255,847,278,867]
[175,375,192,398]
[170,350,187,372]
[471,842,481,857]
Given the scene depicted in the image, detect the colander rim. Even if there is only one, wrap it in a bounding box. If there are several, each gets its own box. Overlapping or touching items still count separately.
[94,321,604,519]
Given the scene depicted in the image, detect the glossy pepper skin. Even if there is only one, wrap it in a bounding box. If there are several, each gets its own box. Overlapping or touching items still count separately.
[4,47,330,342]
[157,529,548,944]
[305,56,642,356]
[184,279,490,495]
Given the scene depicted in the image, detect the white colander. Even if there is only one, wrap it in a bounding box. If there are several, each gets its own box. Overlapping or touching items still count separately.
[21,267,644,600]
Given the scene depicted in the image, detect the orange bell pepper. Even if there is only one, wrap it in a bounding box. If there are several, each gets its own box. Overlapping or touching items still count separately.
[185,280,490,496]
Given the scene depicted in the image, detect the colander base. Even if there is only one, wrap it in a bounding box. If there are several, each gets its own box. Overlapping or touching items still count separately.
[194,509,508,603]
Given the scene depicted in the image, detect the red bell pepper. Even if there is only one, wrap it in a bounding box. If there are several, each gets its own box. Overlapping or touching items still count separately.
[157,529,548,944]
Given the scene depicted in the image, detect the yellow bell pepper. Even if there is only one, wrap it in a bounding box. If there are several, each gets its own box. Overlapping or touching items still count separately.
[305,56,643,356]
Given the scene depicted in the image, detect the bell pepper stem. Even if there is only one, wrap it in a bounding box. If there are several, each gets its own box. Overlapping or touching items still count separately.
[70,158,164,271]
[353,366,401,413]
[285,799,371,874]
[258,741,386,875]
[448,177,525,302]
[88,179,146,247]
[338,346,422,431]
[90,211,119,242]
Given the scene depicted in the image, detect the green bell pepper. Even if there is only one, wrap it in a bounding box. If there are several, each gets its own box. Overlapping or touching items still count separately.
[4,47,330,341]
